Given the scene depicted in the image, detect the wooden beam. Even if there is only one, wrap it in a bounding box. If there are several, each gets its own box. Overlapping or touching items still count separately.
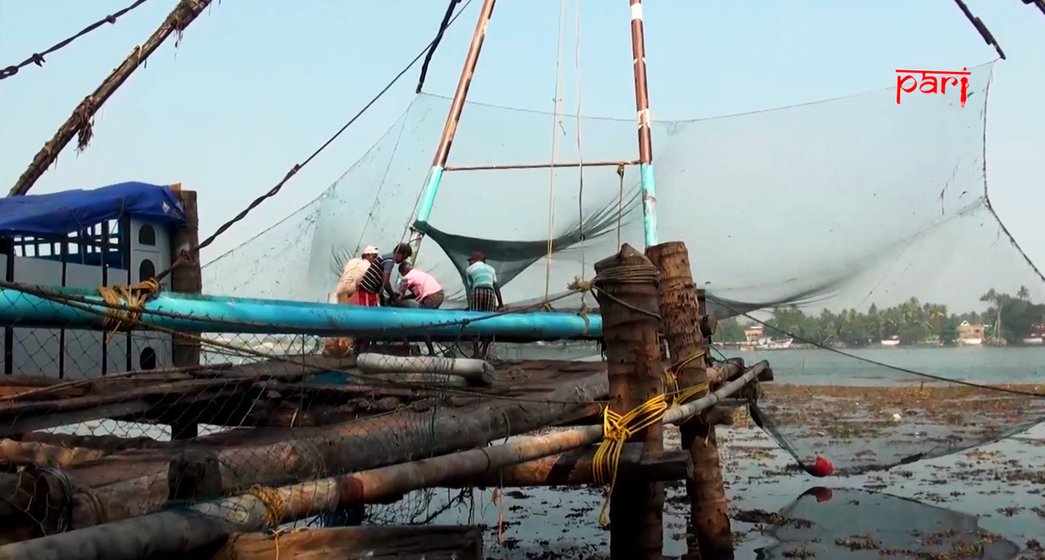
[207,525,483,560]
[169,189,203,441]
[446,443,690,487]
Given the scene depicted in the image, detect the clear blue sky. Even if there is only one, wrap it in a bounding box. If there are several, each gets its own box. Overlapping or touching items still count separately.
[1,0,1042,265]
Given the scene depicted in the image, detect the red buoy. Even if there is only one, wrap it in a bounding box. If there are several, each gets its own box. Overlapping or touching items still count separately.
[807,456,834,477]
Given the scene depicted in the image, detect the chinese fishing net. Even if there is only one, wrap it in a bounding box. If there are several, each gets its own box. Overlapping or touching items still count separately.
[204,60,1045,475]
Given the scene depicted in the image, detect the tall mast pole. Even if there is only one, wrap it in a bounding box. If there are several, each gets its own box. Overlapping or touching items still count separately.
[628,0,659,248]
[409,0,497,254]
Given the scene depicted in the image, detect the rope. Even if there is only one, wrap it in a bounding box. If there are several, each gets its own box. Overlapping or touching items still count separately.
[543,0,570,301]
[591,393,669,527]
[663,350,710,406]
[574,0,587,294]
[247,484,286,528]
[616,162,626,248]
[96,279,160,335]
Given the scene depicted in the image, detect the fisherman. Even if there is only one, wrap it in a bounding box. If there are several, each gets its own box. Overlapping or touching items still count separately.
[394,261,445,310]
[394,261,444,355]
[465,250,503,358]
[358,243,412,307]
[465,251,503,312]
[336,246,376,305]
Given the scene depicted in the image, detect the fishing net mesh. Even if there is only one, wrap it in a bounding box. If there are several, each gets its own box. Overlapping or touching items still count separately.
[0,58,1041,554]
[203,59,1045,477]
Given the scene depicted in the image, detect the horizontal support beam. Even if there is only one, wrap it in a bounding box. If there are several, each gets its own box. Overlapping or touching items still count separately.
[0,285,602,340]
[444,159,640,172]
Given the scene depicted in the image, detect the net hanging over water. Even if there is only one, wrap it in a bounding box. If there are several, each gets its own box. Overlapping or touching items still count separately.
[203,60,1045,475]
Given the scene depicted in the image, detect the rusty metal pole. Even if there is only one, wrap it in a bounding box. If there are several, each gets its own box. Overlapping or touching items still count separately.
[8,0,215,197]
[410,0,497,255]
[593,244,665,560]
[647,241,733,560]
[627,0,659,248]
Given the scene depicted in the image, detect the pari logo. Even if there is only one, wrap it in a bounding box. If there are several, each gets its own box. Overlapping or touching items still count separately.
[895,68,970,107]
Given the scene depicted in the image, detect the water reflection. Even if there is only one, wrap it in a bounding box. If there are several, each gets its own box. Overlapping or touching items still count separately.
[753,487,1020,560]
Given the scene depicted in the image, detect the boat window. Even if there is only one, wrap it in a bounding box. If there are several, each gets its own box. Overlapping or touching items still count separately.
[138,224,156,246]
[139,347,157,370]
[139,258,155,280]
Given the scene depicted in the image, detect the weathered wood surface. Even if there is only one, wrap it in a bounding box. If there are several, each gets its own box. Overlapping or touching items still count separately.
[449,443,691,487]
[209,525,483,560]
[648,241,734,560]
[0,356,356,436]
[168,364,607,503]
[0,439,107,468]
[593,244,666,560]
[0,365,766,560]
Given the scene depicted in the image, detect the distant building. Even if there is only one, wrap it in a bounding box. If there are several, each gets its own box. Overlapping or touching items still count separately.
[744,325,765,344]
[1023,322,1044,345]
[957,320,985,346]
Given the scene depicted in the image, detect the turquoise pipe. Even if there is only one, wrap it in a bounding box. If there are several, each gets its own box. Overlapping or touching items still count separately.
[414,165,445,225]
[0,286,601,339]
[639,162,659,247]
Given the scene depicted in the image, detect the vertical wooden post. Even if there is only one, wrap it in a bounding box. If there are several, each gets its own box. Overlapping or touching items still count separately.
[169,188,201,440]
[647,241,733,560]
[593,243,665,560]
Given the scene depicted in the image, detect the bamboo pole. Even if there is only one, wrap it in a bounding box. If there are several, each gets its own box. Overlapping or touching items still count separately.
[210,525,484,560]
[0,363,764,560]
[8,0,214,196]
[593,244,665,560]
[169,188,202,440]
[647,241,733,559]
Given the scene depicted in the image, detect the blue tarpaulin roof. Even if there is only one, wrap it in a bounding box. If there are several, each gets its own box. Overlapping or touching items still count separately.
[0,182,186,237]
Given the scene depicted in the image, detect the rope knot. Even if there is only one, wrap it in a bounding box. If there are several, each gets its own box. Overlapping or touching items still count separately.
[98,279,161,334]
[247,484,286,528]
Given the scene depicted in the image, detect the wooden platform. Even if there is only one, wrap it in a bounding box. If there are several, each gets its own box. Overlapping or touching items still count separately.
[0,355,607,542]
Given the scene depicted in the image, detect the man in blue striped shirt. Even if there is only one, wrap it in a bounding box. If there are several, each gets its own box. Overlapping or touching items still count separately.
[465,251,503,359]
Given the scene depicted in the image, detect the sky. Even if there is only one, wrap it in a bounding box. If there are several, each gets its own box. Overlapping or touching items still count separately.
[1,0,1043,269]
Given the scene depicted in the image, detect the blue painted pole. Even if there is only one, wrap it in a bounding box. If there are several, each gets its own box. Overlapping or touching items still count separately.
[639,162,658,247]
[0,286,601,339]
[414,165,444,226]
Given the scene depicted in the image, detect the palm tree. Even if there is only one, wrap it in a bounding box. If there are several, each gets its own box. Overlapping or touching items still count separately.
[980,289,1003,343]
[1017,285,1030,300]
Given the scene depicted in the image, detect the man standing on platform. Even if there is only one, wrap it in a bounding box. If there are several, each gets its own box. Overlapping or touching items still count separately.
[358,243,412,307]
[465,251,503,358]
[394,261,444,355]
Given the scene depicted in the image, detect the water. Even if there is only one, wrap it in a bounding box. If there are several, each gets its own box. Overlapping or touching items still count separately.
[740,346,1045,386]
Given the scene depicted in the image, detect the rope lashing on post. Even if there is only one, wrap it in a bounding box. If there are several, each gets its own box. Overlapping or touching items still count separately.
[247,484,286,528]
[96,279,160,335]
[663,351,710,407]
[591,392,670,527]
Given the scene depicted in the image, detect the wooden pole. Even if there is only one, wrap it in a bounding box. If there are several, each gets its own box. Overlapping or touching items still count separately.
[647,241,733,560]
[0,363,766,560]
[593,243,665,560]
[169,188,202,440]
[8,0,214,196]
[445,444,690,488]
[208,525,484,560]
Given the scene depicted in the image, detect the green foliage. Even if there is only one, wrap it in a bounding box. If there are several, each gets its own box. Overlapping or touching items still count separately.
[712,289,1044,347]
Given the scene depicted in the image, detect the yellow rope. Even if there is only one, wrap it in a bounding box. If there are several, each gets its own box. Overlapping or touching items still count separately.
[269,527,309,560]
[663,350,710,407]
[591,392,669,527]
[97,279,160,336]
[247,484,286,528]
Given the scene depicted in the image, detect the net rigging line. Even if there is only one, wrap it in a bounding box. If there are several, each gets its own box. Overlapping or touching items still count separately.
[415,0,462,94]
[706,295,1045,399]
[950,0,1006,60]
[0,0,154,81]
[155,0,477,283]
[543,0,570,302]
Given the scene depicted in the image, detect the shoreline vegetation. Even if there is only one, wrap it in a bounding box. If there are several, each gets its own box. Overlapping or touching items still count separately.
[716,288,1045,349]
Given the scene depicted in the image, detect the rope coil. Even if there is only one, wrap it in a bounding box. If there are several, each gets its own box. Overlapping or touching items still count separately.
[247,484,286,528]
[97,279,160,334]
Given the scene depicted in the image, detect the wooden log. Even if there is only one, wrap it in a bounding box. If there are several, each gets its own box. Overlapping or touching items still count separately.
[169,188,203,441]
[166,371,606,505]
[0,439,107,468]
[446,443,690,487]
[593,244,665,560]
[0,364,766,560]
[8,1,215,196]
[208,525,483,560]
[19,431,172,452]
[362,372,470,387]
[647,241,734,560]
